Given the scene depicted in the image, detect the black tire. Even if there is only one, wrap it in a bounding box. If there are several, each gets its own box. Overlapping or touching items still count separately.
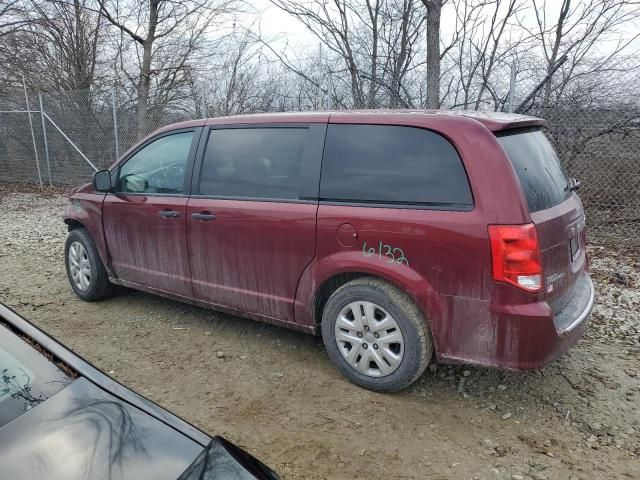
[321,277,433,392]
[64,228,114,301]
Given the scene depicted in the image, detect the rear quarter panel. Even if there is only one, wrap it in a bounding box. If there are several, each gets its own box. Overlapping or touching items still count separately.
[296,115,533,359]
[295,206,492,353]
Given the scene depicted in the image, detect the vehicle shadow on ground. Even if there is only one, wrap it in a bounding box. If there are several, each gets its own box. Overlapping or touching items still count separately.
[109,285,620,428]
[110,285,326,349]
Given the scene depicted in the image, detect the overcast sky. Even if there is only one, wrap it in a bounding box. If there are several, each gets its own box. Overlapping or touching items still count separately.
[241,0,640,58]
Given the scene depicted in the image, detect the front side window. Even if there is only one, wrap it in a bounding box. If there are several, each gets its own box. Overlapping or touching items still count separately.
[198,127,308,200]
[320,124,473,208]
[117,131,194,194]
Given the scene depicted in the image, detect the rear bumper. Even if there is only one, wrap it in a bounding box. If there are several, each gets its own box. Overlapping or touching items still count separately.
[553,274,594,333]
[434,273,594,370]
[493,273,594,369]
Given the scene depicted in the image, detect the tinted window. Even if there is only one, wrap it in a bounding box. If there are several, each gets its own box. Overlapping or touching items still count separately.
[0,325,72,428]
[320,124,473,207]
[199,128,308,199]
[117,131,194,194]
[497,128,570,212]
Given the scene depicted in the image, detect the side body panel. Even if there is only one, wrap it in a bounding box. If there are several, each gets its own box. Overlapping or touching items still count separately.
[298,114,591,369]
[309,206,492,358]
[102,195,192,296]
[296,114,530,364]
[99,126,202,297]
[185,121,327,322]
[62,112,591,370]
[186,199,317,321]
[304,113,591,369]
[63,184,112,274]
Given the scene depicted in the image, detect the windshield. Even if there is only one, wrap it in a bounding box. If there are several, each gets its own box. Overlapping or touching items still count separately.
[0,324,73,428]
[496,128,571,212]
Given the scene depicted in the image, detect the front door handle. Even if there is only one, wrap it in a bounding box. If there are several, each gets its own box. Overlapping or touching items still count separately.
[191,212,216,221]
[159,209,180,218]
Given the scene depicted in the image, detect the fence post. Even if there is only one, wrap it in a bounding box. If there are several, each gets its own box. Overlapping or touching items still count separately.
[22,74,43,188]
[508,62,516,113]
[111,88,119,161]
[327,71,332,110]
[201,86,207,119]
[316,43,323,110]
[39,94,52,186]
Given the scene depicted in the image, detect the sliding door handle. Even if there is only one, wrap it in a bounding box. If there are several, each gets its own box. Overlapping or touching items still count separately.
[159,209,180,218]
[191,212,216,221]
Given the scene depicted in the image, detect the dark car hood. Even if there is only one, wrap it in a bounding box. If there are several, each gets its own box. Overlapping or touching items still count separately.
[0,377,280,480]
[179,436,280,480]
[0,303,279,480]
[0,377,203,480]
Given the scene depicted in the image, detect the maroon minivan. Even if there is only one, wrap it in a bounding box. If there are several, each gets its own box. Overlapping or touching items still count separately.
[63,110,594,391]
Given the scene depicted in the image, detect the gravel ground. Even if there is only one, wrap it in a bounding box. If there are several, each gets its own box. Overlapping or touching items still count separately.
[0,187,639,480]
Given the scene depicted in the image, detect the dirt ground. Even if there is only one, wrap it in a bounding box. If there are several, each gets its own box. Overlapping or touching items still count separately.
[0,188,638,480]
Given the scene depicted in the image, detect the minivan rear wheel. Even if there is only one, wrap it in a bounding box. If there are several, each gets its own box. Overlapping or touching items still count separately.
[321,277,432,392]
[65,228,114,302]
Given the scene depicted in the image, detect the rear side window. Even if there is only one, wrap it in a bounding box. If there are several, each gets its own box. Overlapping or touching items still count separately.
[320,124,473,208]
[199,127,308,200]
[497,128,570,212]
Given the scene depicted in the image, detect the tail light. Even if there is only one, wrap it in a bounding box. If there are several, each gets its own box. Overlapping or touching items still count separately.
[489,224,543,293]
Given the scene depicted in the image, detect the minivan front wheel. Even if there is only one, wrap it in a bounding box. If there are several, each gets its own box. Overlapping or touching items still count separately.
[64,228,114,301]
[321,278,432,392]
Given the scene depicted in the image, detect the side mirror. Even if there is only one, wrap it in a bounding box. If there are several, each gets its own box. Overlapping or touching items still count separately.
[92,170,112,192]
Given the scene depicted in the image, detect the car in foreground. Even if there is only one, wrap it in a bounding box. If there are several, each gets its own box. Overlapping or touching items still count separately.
[63,110,594,392]
[0,303,279,480]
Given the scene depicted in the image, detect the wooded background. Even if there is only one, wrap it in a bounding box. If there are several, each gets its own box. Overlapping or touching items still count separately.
[0,0,639,243]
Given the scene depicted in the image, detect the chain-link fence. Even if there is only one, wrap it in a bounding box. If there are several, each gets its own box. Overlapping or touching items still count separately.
[1,83,639,245]
[0,89,44,185]
[0,87,193,186]
[541,105,640,245]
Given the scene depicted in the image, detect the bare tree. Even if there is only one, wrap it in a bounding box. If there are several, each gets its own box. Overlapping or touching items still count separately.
[523,0,640,108]
[195,31,275,117]
[96,0,235,135]
[269,0,425,109]
[420,0,444,108]
[440,0,525,110]
[269,0,374,108]
[383,0,425,107]
[0,0,29,39]
[0,0,103,92]
[472,0,522,109]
